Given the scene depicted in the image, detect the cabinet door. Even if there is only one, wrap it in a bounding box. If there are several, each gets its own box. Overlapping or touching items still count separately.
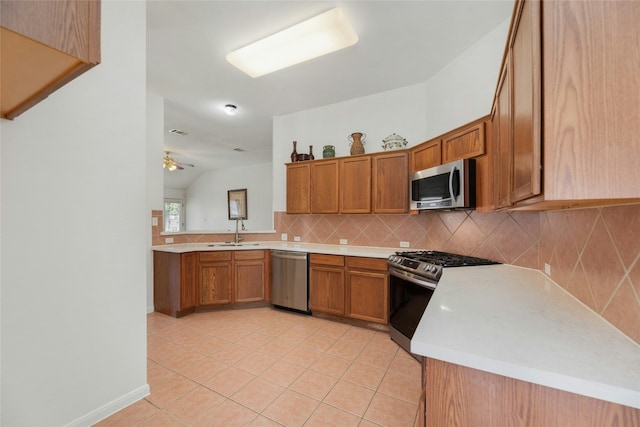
[235,260,265,302]
[286,162,311,214]
[309,265,345,315]
[442,122,485,164]
[199,262,232,305]
[410,140,442,173]
[311,159,339,213]
[340,156,371,213]
[372,151,409,213]
[347,270,388,324]
[510,0,541,203]
[494,62,512,209]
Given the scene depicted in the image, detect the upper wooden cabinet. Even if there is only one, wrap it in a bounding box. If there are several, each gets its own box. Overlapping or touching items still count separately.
[442,122,485,164]
[491,0,640,210]
[372,151,409,214]
[311,159,339,214]
[340,156,372,213]
[410,139,442,173]
[286,162,311,214]
[1,0,101,119]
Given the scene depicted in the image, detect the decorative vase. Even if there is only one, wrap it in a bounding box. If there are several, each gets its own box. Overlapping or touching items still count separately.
[323,145,335,158]
[348,132,366,155]
[290,140,298,162]
[309,145,315,160]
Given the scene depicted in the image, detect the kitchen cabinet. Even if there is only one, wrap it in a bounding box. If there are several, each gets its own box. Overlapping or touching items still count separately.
[409,139,441,173]
[441,121,485,164]
[372,151,408,214]
[493,62,512,209]
[310,159,339,214]
[153,249,269,317]
[153,251,197,317]
[1,0,101,120]
[309,253,389,325]
[491,0,640,210]
[346,257,388,324]
[234,250,267,302]
[309,254,345,316]
[199,252,233,305]
[340,156,371,213]
[286,162,311,214]
[424,358,639,426]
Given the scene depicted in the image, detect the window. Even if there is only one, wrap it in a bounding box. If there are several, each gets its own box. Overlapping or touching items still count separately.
[163,199,184,232]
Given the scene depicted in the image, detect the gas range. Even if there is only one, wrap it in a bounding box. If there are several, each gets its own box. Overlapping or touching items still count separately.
[387,250,500,283]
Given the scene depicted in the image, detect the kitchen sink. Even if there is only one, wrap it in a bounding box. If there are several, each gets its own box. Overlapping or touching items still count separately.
[208,242,260,247]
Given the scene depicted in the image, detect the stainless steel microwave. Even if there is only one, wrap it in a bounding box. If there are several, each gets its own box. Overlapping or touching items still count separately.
[410,158,476,210]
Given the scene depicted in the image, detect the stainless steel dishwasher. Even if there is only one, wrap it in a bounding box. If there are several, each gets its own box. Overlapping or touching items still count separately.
[270,250,311,314]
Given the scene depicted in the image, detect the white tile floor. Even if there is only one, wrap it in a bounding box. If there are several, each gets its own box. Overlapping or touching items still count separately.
[95,307,421,426]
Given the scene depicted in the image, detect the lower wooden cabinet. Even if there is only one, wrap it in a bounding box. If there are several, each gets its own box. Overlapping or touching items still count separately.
[309,253,389,324]
[153,249,269,317]
[153,251,197,317]
[199,251,233,305]
[424,358,640,426]
[309,254,346,315]
[234,250,267,302]
[346,257,389,324]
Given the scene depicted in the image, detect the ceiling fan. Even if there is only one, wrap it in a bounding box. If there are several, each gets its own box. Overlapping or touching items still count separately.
[163,151,194,171]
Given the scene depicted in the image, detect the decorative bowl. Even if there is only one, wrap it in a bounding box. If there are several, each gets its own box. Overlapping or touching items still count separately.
[382,133,408,150]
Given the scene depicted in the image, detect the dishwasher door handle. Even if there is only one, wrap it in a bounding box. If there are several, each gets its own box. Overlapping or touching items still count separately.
[272,251,307,260]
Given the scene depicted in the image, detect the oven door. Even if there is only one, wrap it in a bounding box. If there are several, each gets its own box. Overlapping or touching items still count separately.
[389,267,436,359]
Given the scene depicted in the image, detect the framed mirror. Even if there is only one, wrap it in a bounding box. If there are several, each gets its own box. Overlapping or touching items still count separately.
[228,188,247,220]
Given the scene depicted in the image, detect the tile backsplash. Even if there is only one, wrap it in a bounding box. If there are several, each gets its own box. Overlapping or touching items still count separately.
[152,204,640,344]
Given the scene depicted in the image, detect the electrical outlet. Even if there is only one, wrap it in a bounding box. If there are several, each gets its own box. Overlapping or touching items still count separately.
[340,239,348,245]
[400,241,410,248]
[294,236,301,242]
[281,233,288,241]
[165,237,174,244]
[544,263,551,276]
[152,217,158,226]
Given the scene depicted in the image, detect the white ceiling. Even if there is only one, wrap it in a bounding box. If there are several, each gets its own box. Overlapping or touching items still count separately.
[148,1,514,190]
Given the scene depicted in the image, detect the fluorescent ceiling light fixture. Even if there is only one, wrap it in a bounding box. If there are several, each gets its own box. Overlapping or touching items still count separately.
[226,8,358,78]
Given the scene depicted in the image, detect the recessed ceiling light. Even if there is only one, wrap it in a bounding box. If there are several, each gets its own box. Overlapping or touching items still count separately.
[233,148,245,152]
[224,104,237,116]
[226,8,358,78]
[168,128,189,136]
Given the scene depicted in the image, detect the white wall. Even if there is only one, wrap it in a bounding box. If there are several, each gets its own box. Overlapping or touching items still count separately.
[272,19,509,212]
[0,1,149,426]
[147,93,165,312]
[186,162,274,232]
[424,19,510,137]
[273,82,428,212]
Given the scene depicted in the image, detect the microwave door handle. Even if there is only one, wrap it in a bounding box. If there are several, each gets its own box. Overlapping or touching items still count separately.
[449,167,458,202]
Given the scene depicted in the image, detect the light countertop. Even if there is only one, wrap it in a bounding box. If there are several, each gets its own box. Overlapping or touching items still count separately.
[151,241,400,259]
[411,264,640,409]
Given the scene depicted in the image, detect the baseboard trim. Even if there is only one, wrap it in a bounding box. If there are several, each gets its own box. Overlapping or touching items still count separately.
[64,383,150,427]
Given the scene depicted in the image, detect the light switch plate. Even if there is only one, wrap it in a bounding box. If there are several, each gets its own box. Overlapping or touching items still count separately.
[340,239,348,245]
[152,217,158,226]
[165,237,174,244]
[281,233,288,241]
[544,263,551,276]
[400,241,410,248]
[294,236,301,242]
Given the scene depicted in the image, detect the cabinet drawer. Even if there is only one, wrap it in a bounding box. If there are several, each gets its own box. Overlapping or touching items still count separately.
[199,251,232,262]
[234,250,265,260]
[347,257,388,272]
[310,253,345,267]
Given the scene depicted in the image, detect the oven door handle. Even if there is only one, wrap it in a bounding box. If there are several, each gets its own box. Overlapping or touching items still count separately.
[389,268,437,290]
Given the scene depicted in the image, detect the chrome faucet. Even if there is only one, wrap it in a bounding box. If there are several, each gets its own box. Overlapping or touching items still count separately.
[235,218,245,244]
